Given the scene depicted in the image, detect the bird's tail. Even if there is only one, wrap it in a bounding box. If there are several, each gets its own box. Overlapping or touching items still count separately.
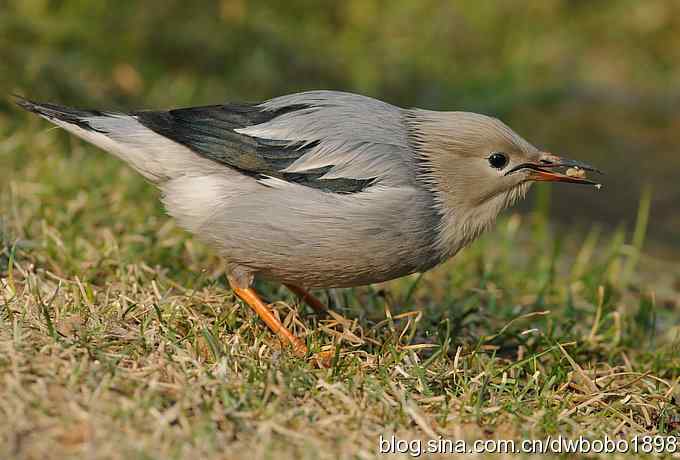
[14,96,196,183]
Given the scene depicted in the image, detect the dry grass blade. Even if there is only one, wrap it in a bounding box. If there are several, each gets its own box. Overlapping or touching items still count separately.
[559,343,599,394]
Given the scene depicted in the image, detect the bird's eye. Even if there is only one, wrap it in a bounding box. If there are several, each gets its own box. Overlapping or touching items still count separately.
[488,152,509,170]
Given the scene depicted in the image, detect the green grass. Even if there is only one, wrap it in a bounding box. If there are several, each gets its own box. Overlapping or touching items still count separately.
[1,117,679,459]
[2,2,680,458]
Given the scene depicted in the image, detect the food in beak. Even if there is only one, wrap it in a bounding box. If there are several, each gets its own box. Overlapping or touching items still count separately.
[566,167,586,179]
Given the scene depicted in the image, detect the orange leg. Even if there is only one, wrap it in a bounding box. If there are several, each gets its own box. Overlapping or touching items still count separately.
[230,284,308,357]
[284,283,328,314]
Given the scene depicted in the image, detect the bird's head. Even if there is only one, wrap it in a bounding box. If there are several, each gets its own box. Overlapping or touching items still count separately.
[408,109,602,252]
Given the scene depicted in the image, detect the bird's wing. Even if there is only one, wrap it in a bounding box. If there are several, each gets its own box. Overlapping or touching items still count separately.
[135,90,416,192]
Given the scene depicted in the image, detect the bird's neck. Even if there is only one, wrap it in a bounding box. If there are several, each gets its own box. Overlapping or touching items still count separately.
[431,183,531,260]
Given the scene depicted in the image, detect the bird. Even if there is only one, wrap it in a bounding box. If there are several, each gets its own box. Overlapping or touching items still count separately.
[15,90,602,361]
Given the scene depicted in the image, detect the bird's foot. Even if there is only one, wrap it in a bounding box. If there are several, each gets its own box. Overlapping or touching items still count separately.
[228,279,336,367]
[310,349,334,368]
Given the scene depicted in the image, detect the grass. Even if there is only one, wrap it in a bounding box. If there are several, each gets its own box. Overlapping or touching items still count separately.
[1,119,680,459]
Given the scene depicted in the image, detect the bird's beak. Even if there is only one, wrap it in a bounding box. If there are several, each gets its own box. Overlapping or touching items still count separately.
[504,152,603,188]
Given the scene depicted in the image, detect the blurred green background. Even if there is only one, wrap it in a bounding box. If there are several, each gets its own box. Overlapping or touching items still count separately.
[1,0,678,258]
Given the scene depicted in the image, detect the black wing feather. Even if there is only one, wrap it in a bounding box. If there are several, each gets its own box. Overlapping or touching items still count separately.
[135,103,372,193]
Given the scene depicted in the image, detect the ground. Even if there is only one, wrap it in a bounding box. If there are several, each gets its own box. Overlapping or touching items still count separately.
[1,121,680,459]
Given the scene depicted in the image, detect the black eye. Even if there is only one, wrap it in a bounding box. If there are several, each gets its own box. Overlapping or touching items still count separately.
[488,152,509,169]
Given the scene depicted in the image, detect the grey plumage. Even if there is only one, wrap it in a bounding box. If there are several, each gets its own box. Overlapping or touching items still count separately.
[16,90,598,290]
[239,92,414,186]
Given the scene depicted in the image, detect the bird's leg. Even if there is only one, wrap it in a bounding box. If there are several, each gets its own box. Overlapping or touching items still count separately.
[228,278,308,357]
[284,283,328,315]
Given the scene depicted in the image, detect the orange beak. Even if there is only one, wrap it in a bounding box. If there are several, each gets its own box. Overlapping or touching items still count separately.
[505,152,603,188]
